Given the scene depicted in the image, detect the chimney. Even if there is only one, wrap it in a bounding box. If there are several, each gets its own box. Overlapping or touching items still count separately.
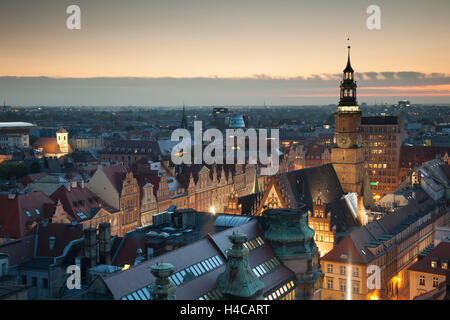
[149,262,176,300]
[144,241,154,260]
[81,228,97,285]
[98,223,111,265]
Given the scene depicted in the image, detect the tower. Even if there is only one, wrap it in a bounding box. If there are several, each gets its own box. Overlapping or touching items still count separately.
[56,127,69,154]
[180,104,187,129]
[331,46,365,196]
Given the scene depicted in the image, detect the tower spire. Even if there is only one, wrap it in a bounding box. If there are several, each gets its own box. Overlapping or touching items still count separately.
[339,43,357,108]
[180,103,187,129]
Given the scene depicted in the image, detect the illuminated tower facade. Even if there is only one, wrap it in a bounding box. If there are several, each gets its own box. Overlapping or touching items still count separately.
[331,46,365,196]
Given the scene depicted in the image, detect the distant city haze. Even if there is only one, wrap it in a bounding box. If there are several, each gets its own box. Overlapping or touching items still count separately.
[0,0,449,106]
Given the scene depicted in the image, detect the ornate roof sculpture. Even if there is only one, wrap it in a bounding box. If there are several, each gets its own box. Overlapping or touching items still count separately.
[216,232,265,300]
[149,262,176,300]
[260,206,316,259]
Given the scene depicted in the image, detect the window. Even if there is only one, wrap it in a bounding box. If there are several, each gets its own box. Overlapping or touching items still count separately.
[432,277,439,288]
[353,268,359,277]
[43,278,48,289]
[22,275,27,285]
[327,264,333,273]
[419,275,425,286]
[353,283,359,294]
[327,279,333,289]
[442,262,448,270]
[32,277,37,286]
[340,282,346,292]
[340,266,346,275]
[431,260,437,268]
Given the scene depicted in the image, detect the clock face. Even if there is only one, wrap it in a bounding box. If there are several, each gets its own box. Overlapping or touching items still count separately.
[338,134,351,148]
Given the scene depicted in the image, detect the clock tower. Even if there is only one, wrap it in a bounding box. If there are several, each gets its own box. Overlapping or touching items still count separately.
[332,46,365,196]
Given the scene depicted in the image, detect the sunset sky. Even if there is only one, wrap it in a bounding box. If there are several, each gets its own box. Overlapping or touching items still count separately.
[0,0,449,106]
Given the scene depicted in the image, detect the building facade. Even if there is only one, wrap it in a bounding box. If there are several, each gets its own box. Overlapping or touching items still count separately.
[360,116,405,201]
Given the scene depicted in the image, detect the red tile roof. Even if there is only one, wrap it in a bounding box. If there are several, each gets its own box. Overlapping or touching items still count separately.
[0,235,35,266]
[0,223,84,266]
[409,242,450,276]
[101,164,127,193]
[21,172,49,186]
[50,183,115,221]
[30,223,83,257]
[0,192,55,239]
[32,137,73,154]
[321,233,367,265]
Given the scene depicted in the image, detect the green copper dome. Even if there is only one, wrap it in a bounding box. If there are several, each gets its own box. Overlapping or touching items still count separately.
[261,208,317,259]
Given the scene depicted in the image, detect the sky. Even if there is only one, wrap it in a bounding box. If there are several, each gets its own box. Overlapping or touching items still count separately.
[0,0,449,106]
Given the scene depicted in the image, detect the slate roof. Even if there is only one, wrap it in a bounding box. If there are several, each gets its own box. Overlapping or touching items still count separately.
[96,219,295,300]
[322,187,438,266]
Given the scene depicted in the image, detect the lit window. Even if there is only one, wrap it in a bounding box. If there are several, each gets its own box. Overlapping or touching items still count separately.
[442,262,448,270]
[431,260,437,268]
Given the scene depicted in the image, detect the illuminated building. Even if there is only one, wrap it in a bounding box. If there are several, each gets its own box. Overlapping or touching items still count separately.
[331,45,374,222]
[32,127,72,158]
[408,240,450,299]
[360,116,405,201]
[307,195,336,257]
[321,186,450,300]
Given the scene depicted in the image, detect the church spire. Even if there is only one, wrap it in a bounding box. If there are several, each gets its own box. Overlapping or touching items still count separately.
[344,44,354,73]
[338,43,358,109]
[180,103,187,129]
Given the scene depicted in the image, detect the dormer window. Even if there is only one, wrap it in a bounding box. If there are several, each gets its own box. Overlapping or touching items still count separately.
[442,261,448,270]
[431,259,438,268]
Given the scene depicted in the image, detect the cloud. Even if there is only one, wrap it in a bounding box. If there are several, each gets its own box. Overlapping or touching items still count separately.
[0,72,450,106]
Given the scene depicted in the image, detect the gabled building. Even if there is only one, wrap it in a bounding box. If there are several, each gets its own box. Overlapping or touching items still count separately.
[0,192,55,241]
[86,164,140,237]
[0,222,84,299]
[408,242,450,299]
[50,181,119,234]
